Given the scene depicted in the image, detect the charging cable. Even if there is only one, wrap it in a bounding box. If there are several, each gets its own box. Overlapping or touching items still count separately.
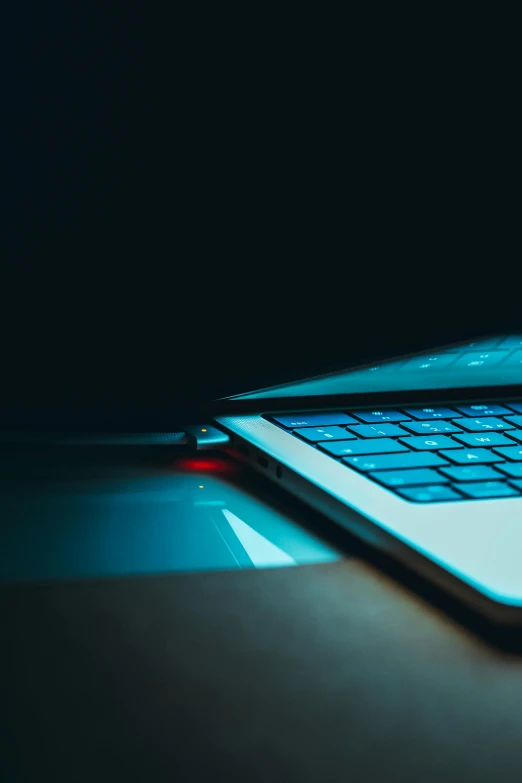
[0,425,230,450]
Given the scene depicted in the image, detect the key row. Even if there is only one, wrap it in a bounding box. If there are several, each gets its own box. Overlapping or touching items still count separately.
[292,420,522,444]
[397,481,522,502]
[366,462,522,487]
[270,404,522,429]
[314,431,522,457]
[351,458,522,502]
[342,448,522,470]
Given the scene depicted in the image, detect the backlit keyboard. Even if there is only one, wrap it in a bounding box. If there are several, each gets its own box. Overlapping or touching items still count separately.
[266,403,522,502]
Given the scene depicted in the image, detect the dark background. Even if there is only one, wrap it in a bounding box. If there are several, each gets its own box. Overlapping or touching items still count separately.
[4,7,519,430]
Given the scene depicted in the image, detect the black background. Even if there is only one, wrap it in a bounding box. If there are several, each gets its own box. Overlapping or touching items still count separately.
[4,7,519,430]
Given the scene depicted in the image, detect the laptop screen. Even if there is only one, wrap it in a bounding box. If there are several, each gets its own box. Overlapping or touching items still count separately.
[227,335,522,401]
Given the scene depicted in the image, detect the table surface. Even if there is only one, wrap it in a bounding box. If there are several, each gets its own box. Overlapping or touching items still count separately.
[2,445,522,782]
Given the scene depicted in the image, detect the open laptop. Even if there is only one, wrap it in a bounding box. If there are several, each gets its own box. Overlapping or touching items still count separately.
[214,335,522,625]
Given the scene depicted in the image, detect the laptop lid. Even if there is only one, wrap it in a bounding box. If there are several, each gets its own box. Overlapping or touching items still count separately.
[216,334,522,413]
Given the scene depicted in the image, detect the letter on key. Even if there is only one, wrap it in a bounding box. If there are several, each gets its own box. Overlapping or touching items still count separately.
[399,435,459,450]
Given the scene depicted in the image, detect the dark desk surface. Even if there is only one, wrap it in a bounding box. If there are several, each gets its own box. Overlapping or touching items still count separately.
[2,446,522,782]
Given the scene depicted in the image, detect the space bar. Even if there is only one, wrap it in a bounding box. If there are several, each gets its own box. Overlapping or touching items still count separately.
[342,451,449,472]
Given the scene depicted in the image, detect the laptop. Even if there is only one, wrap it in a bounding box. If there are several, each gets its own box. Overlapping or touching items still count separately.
[214,335,522,625]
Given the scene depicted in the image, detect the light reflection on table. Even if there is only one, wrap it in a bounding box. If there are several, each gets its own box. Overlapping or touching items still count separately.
[0,450,340,583]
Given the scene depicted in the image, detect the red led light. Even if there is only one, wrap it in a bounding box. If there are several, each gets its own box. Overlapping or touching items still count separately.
[172,456,238,475]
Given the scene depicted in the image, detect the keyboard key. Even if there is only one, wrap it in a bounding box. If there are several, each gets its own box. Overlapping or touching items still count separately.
[505,430,522,444]
[455,481,520,499]
[397,486,462,502]
[439,448,503,464]
[271,412,358,428]
[502,415,522,428]
[453,417,515,432]
[319,438,408,458]
[495,463,522,478]
[369,468,448,487]
[453,351,510,368]
[401,420,463,435]
[504,424,522,439]
[439,465,501,482]
[398,435,459,451]
[454,404,514,417]
[343,452,448,472]
[492,446,522,461]
[501,350,522,367]
[401,355,457,372]
[497,336,522,349]
[345,423,408,438]
[350,410,411,423]
[504,403,522,414]
[452,432,513,448]
[293,426,358,443]
[508,479,522,491]
[403,407,459,420]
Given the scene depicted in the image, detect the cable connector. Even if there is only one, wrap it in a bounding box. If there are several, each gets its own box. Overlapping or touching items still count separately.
[183,424,230,451]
